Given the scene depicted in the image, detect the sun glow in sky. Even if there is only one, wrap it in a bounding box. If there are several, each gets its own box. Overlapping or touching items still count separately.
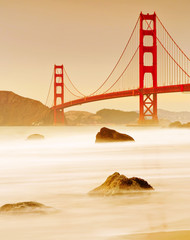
[1,0,190,112]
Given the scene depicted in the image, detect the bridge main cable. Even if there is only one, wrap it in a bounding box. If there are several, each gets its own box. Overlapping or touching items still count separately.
[102,46,139,94]
[45,71,54,106]
[89,16,140,96]
[64,67,86,97]
[144,17,190,79]
[156,15,190,62]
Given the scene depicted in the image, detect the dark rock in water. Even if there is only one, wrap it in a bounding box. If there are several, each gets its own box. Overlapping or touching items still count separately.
[95,127,134,143]
[0,201,53,214]
[89,172,153,196]
[27,134,44,140]
[169,121,182,128]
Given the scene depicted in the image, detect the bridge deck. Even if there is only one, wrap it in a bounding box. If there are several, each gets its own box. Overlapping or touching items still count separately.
[52,84,190,110]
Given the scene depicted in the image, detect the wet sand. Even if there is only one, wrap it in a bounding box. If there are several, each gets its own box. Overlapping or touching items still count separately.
[112,230,190,240]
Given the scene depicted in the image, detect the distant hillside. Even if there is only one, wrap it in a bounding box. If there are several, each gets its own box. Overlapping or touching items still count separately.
[1,91,190,126]
[0,91,53,125]
[65,108,190,125]
[65,111,102,125]
[158,109,190,123]
[96,109,138,124]
[65,109,138,125]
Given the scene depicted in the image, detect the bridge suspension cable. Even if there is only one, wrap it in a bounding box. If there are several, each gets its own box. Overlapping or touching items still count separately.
[102,46,139,94]
[89,16,140,96]
[156,15,190,62]
[45,66,86,107]
[46,15,141,106]
[45,71,54,106]
[143,17,190,88]
[64,67,86,97]
[48,12,190,119]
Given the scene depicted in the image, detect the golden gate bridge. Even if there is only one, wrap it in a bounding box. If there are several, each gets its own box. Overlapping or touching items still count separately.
[45,12,190,125]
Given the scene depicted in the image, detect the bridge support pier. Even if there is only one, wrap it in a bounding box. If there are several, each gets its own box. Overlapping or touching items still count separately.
[139,12,158,124]
[54,65,64,125]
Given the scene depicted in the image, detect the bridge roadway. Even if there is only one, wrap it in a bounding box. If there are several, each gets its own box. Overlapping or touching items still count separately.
[52,83,190,110]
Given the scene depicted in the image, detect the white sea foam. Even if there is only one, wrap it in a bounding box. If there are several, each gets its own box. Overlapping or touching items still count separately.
[0,126,190,239]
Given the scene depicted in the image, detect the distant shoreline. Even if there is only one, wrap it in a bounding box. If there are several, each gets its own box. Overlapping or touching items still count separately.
[1,91,190,126]
[111,230,190,240]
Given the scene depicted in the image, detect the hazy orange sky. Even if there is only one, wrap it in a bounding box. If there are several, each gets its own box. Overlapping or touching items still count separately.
[1,0,190,112]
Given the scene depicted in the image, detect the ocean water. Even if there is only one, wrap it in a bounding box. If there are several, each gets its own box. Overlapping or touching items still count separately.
[0,126,190,239]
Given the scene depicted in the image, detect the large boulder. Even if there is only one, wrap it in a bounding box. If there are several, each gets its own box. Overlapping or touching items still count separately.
[27,134,44,140]
[89,172,153,196]
[0,201,53,214]
[95,127,134,143]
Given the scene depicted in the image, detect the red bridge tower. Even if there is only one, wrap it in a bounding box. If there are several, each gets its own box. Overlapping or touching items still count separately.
[139,12,158,123]
[54,65,64,125]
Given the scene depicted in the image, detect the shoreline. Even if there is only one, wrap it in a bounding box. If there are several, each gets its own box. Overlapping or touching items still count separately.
[111,230,190,240]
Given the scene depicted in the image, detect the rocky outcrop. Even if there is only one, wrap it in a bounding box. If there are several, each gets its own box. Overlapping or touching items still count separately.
[0,91,54,125]
[0,201,53,214]
[95,127,134,143]
[89,172,153,196]
[27,134,44,140]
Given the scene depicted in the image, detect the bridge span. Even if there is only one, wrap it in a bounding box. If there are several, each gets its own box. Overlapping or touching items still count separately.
[45,12,190,125]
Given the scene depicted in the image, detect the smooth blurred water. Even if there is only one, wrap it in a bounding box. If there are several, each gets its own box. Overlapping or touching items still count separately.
[0,126,190,239]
